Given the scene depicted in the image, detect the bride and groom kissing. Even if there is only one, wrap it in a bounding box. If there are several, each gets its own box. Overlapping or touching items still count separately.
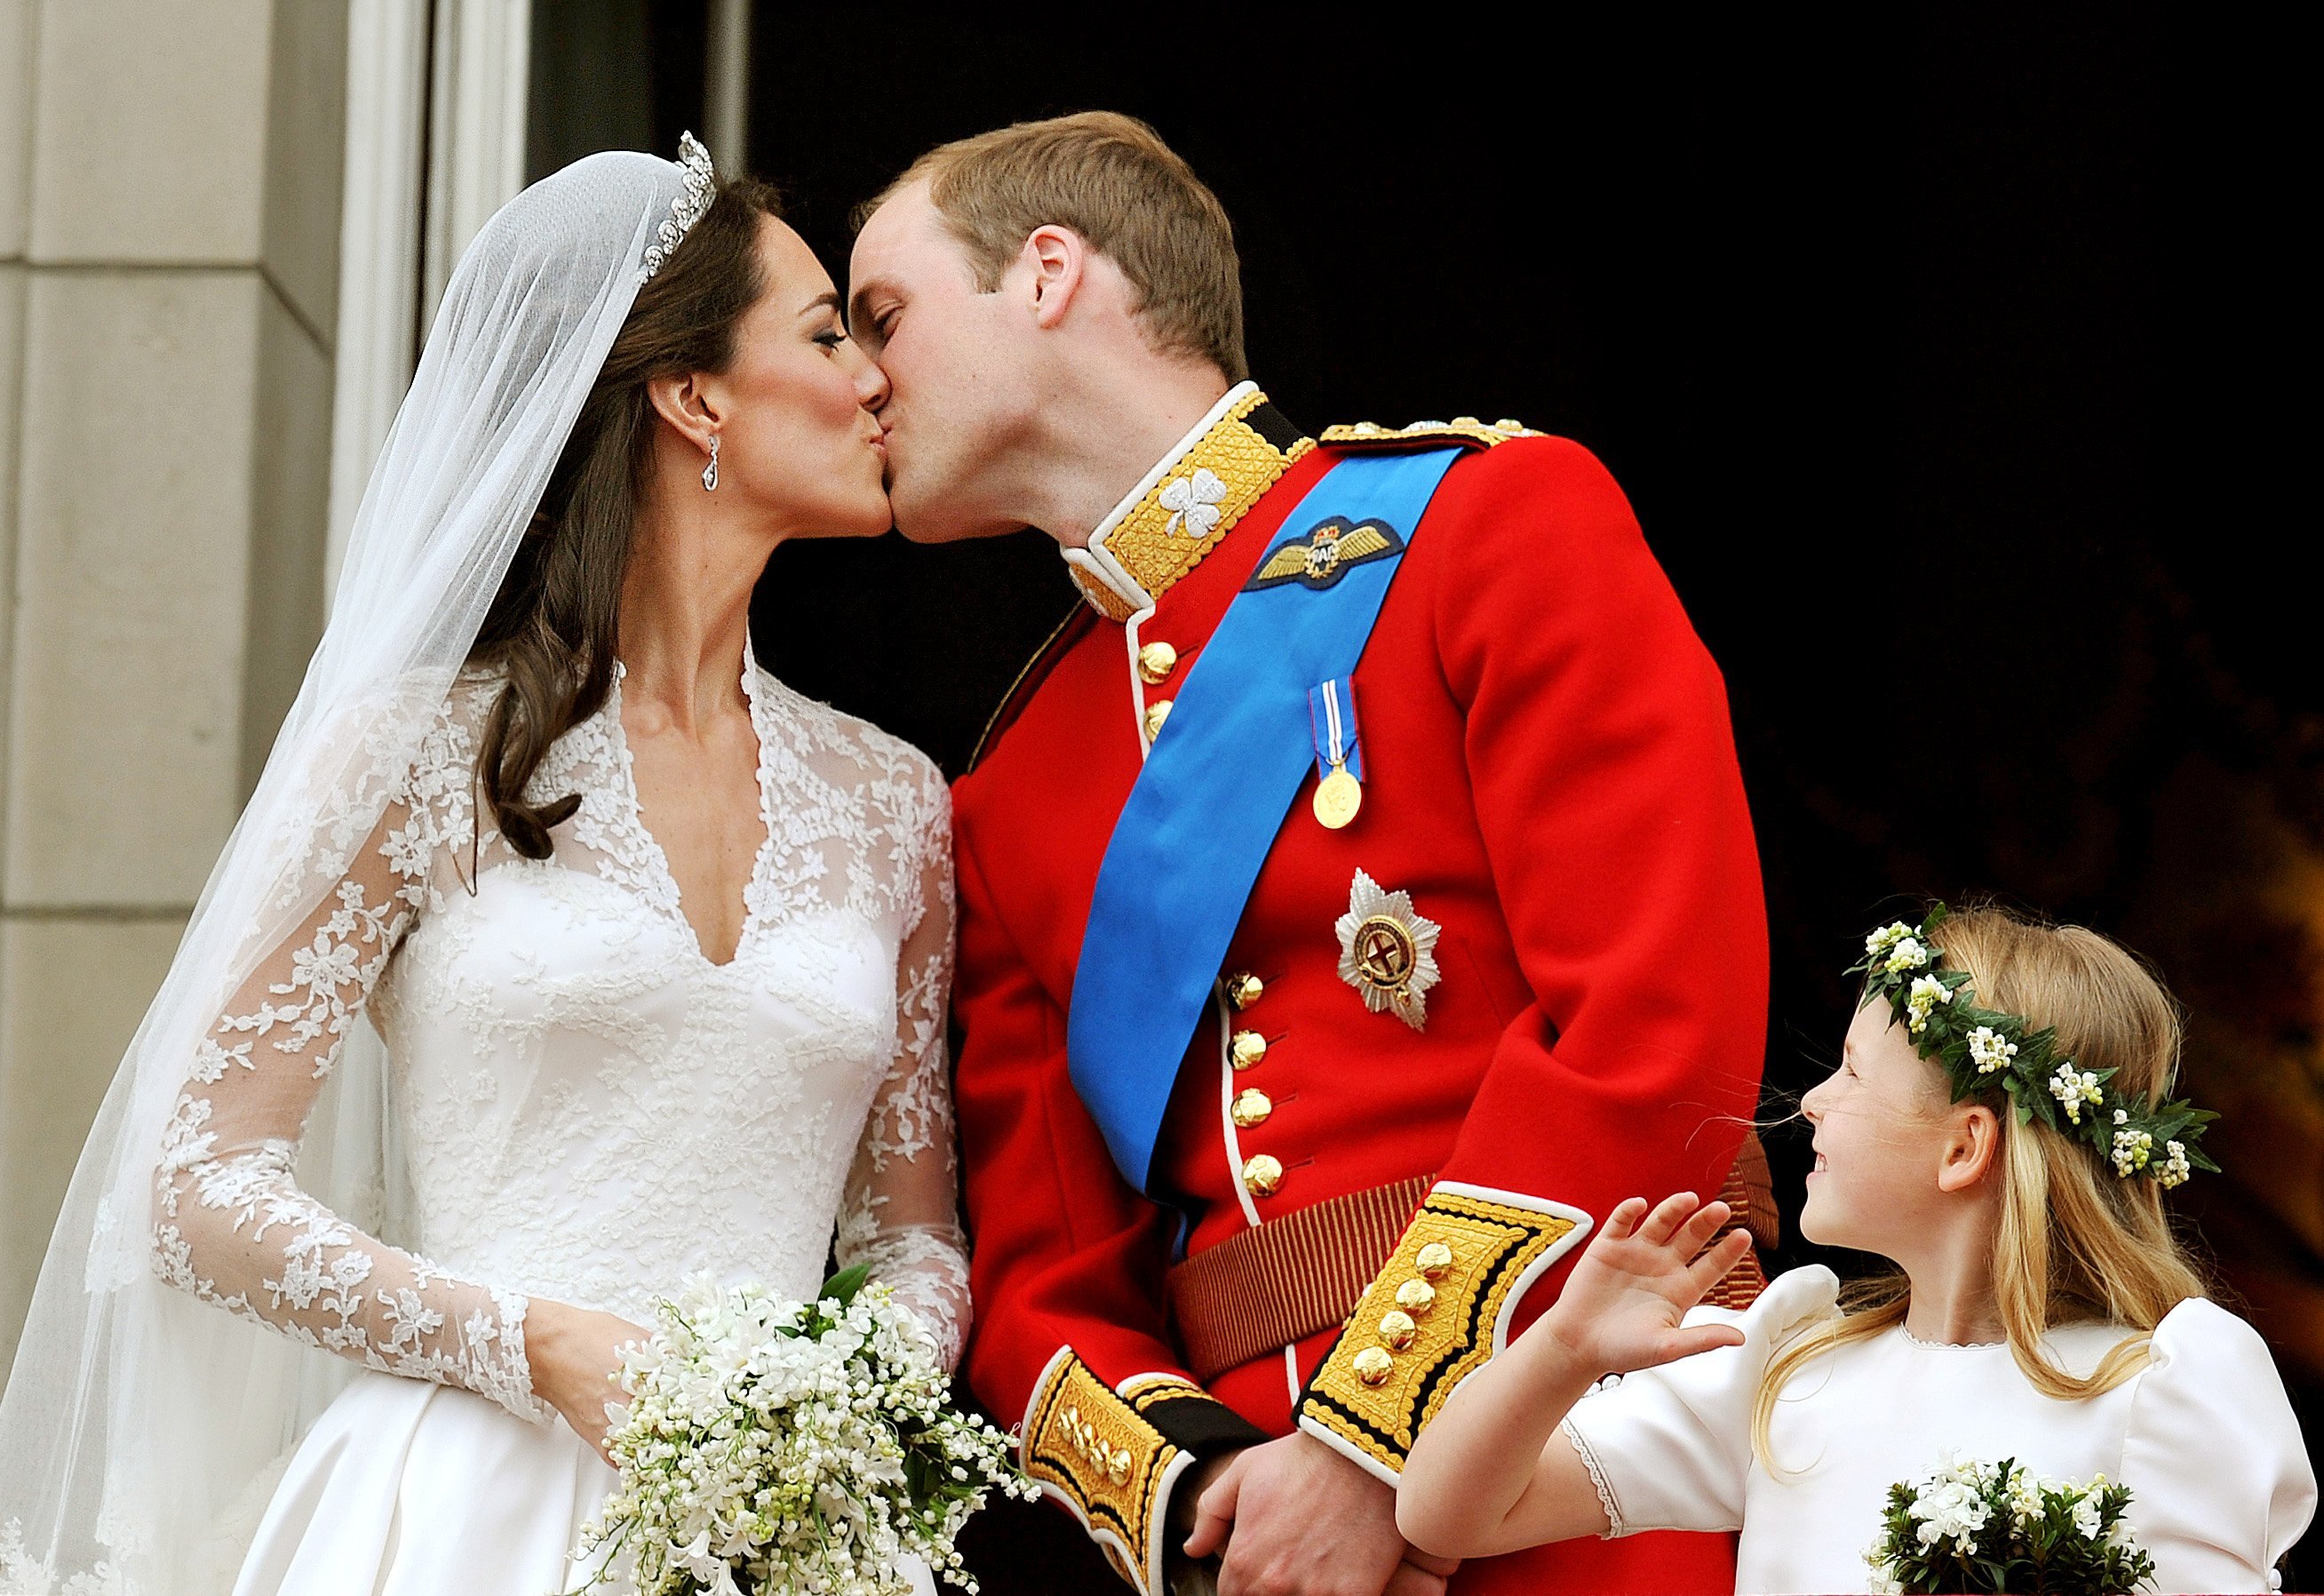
[0,112,1770,1595]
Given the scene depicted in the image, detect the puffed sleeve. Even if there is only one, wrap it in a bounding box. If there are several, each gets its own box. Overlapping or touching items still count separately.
[1558,1265,1842,1536]
[2118,1297,2316,1593]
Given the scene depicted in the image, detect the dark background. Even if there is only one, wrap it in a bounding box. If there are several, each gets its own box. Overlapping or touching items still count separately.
[531,6,2319,1587]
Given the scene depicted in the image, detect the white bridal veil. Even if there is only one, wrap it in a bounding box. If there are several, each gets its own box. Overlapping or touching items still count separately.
[0,140,712,1592]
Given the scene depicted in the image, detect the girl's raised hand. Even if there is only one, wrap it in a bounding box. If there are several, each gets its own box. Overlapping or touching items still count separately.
[1540,1193,1753,1378]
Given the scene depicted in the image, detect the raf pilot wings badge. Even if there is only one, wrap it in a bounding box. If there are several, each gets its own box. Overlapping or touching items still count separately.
[1245,515,1406,593]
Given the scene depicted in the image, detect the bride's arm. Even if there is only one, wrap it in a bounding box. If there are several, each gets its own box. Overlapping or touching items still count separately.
[148,787,623,1430]
[836,773,970,1371]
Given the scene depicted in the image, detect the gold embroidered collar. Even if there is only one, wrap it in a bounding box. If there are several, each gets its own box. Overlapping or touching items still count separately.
[1063,382,1313,621]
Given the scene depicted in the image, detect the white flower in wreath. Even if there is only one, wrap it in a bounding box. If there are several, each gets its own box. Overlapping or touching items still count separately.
[1905,975,1951,1034]
[2049,1059,2105,1124]
[1967,1025,2018,1075]
[1882,935,1930,974]
[1158,467,1228,538]
[2158,1139,2192,1188]
[1865,922,1915,958]
[1335,868,1443,1031]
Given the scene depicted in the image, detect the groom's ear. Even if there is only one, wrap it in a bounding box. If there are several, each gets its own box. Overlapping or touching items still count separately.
[1023,224,1086,330]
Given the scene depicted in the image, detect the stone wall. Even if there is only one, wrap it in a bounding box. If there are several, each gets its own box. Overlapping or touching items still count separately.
[0,0,346,1377]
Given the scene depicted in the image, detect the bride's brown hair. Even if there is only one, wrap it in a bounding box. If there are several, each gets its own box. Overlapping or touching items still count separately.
[1752,905,2209,1469]
[466,175,783,859]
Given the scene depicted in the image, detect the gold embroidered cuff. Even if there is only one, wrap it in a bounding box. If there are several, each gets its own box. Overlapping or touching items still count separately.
[1021,1350,1197,1595]
[1294,1181,1591,1484]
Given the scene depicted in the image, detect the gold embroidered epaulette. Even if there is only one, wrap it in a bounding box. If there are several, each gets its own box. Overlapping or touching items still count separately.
[1021,1353,1199,1595]
[1318,415,1541,452]
[1294,1181,1590,1484]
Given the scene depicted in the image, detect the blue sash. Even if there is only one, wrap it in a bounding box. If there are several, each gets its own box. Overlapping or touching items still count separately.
[1067,449,1463,1195]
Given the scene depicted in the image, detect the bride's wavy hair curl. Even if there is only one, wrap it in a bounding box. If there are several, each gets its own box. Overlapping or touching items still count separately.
[467,175,784,859]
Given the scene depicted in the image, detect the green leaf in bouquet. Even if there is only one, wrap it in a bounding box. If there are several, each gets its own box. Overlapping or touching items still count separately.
[819,1262,872,1309]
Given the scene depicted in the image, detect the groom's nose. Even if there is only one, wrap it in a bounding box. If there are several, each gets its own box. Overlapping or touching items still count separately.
[846,343,891,411]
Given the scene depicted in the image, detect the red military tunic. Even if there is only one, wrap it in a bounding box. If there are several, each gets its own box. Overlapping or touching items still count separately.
[951,385,1768,1593]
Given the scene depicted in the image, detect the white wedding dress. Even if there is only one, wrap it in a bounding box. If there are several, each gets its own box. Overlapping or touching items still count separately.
[148,648,967,1594]
[1559,1265,2317,1594]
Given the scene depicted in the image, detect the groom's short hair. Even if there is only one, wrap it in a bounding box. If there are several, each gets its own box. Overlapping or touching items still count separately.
[861,112,1248,382]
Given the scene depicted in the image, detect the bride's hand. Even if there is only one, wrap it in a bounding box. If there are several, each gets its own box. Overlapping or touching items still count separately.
[526,1297,650,1464]
[1539,1193,1753,1378]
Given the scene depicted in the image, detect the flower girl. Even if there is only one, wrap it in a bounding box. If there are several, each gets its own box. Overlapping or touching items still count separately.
[1396,904,2316,1594]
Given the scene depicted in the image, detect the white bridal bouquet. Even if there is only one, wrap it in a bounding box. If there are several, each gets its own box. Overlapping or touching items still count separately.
[1863,1455,2154,1595]
[574,1265,1035,1596]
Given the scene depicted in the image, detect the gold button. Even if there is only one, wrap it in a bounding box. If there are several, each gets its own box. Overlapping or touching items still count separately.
[1415,1241,1455,1280]
[1379,1309,1418,1350]
[1142,698,1173,739]
[1241,1153,1284,1196]
[1137,641,1179,684]
[1108,1447,1132,1485]
[1229,1029,1268,1070]
[1451,414,1480,427]
[1226,970,1265,1010]
[1352,1345,1396,1385]
[1230,1088,1272,1129]
[1495,418,1525,433]
[1394,1278,1437,1315]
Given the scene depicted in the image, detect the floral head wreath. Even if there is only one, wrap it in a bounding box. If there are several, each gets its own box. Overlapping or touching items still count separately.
[1847,904,2217,1188]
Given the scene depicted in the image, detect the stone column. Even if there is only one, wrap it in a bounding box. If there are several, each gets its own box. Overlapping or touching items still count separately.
[0,0,346,1377]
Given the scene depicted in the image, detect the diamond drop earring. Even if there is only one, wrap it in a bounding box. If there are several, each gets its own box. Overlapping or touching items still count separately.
[701,435,720,492]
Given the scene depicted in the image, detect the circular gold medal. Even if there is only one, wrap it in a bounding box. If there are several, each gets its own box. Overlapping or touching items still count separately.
[1313,766,1364,829]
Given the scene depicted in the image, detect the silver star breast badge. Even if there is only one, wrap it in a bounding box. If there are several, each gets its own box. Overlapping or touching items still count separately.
[1336,868,1443,1031]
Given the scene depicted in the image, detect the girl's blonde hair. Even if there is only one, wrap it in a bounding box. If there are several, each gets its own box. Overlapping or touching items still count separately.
[1751,904,2209,1469]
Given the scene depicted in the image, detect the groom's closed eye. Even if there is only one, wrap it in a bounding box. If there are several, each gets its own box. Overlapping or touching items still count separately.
[847,286,896,355]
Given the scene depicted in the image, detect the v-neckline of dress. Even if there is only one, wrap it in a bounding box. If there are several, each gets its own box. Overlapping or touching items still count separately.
[603,643,777,971]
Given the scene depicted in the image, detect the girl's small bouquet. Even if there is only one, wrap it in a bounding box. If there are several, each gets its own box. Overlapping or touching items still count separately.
[1863,1454,2154,1595]
[574,1265,1036,1596]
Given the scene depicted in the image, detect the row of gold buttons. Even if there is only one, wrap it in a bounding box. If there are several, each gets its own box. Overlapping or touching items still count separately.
[1139,641,1179,741]
[1222,968,1283,1198]
[1350,1241,1457,1385]
[1058,1402,1135,1485]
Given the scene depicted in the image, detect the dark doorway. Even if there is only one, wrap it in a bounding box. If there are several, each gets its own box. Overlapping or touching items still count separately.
[531,8,2315,1590]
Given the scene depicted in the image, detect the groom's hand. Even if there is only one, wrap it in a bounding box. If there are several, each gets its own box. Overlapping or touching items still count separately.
[1182,1432,1460,1596]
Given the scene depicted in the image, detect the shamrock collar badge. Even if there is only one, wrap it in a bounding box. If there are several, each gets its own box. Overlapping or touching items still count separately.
[1158,467,1228,538]
[1336,869,1442,1031]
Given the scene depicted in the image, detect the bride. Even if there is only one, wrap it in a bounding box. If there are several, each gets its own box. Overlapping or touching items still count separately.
[0,139,967,1593]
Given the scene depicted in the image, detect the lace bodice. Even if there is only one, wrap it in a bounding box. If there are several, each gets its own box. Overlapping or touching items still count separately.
[149,651,968,1425]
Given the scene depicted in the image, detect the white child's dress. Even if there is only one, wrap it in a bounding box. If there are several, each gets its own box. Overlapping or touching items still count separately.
[1559,1265,2315,1594]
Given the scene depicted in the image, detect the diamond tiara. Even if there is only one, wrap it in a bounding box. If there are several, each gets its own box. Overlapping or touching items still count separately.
[641,132,717,283]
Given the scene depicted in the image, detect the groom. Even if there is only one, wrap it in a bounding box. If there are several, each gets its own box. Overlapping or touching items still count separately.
[850,114,1769,1596]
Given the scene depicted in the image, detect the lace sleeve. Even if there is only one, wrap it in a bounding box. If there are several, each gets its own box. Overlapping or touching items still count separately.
[836,771,970,1372]
[148,762,551,1423]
